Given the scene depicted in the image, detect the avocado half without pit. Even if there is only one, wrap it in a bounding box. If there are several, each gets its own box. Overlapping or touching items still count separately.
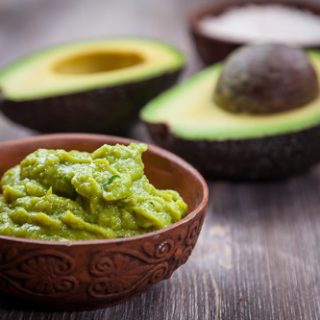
[141,43,320,180]
[0,38,185,133]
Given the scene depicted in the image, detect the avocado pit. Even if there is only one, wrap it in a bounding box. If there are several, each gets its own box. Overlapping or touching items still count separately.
[214,44,319,114]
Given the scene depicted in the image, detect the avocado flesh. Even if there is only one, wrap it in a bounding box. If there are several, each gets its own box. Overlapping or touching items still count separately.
[141,51,320,180]
[0,38,185,101]
[142,52,320,140]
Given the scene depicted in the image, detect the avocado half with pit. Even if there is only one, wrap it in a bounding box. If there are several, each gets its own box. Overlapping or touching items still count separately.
[0,38,185,133]
[141,44,320,180]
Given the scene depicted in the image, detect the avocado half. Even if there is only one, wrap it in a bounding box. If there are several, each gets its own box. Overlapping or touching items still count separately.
[0,38,185,133]
[141,51,320,180]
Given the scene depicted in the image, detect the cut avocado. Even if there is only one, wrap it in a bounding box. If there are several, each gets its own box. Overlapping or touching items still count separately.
[141,50,320,180]
[0,38,185,133]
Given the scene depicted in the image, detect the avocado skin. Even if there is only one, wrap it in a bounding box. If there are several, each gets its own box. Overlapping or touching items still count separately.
[0,70,181,134]
[145,122,320,180]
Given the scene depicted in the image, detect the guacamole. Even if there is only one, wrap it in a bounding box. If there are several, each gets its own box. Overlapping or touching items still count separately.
[0,143,187,240]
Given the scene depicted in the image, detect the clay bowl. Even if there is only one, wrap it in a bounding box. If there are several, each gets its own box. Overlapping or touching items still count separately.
[0,133,208,310]
[189,0,320,65]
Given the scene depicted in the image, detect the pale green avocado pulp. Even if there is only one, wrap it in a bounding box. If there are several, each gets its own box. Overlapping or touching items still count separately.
[0,38,185,101]
[0,144,187,241]
[141,51,320,140]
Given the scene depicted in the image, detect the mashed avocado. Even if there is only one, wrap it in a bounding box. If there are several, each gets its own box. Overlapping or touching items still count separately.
[0,143,187,240]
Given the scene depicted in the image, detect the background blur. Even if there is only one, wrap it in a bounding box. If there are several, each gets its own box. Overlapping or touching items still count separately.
[0,0,213,141]
[2,1,320,320]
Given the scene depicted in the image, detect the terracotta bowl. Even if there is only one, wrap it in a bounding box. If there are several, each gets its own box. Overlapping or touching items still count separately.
[0,134,208,310]
[189,0,320,65]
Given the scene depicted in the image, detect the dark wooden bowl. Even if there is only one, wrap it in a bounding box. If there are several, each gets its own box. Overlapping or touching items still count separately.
[189,0,320,65]
[0,134,208,310]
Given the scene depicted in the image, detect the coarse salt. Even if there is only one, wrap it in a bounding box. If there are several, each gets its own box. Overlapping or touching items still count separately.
[199,5,320,45]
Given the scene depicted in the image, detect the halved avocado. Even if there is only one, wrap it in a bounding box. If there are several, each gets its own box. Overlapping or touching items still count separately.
[0,38,185,133]
[141,50,320,180]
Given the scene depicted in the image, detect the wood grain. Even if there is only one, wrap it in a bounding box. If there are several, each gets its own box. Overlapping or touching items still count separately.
[0,0,320,319]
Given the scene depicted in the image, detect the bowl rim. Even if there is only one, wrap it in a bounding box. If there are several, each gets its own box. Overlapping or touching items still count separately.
[0,133,208,246]
[189,0,320,47]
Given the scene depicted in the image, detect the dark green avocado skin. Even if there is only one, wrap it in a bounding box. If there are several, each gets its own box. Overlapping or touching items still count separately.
[0,70,181,134]
[145,122,320,180]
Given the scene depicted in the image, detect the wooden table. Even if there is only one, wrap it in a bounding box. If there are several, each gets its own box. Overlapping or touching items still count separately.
[0,0,320,319]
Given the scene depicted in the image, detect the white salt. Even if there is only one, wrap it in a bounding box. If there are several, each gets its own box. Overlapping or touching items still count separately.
[199,5,320,45]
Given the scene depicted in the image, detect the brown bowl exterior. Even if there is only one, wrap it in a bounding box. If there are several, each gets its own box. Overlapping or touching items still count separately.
[0,134,208,310]
[189,0,320,65]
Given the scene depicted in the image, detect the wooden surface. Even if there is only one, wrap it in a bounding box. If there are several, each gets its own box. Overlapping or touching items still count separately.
[0,0,320,319]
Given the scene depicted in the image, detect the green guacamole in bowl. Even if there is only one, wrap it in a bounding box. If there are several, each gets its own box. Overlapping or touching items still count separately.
[0,143,187,240]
